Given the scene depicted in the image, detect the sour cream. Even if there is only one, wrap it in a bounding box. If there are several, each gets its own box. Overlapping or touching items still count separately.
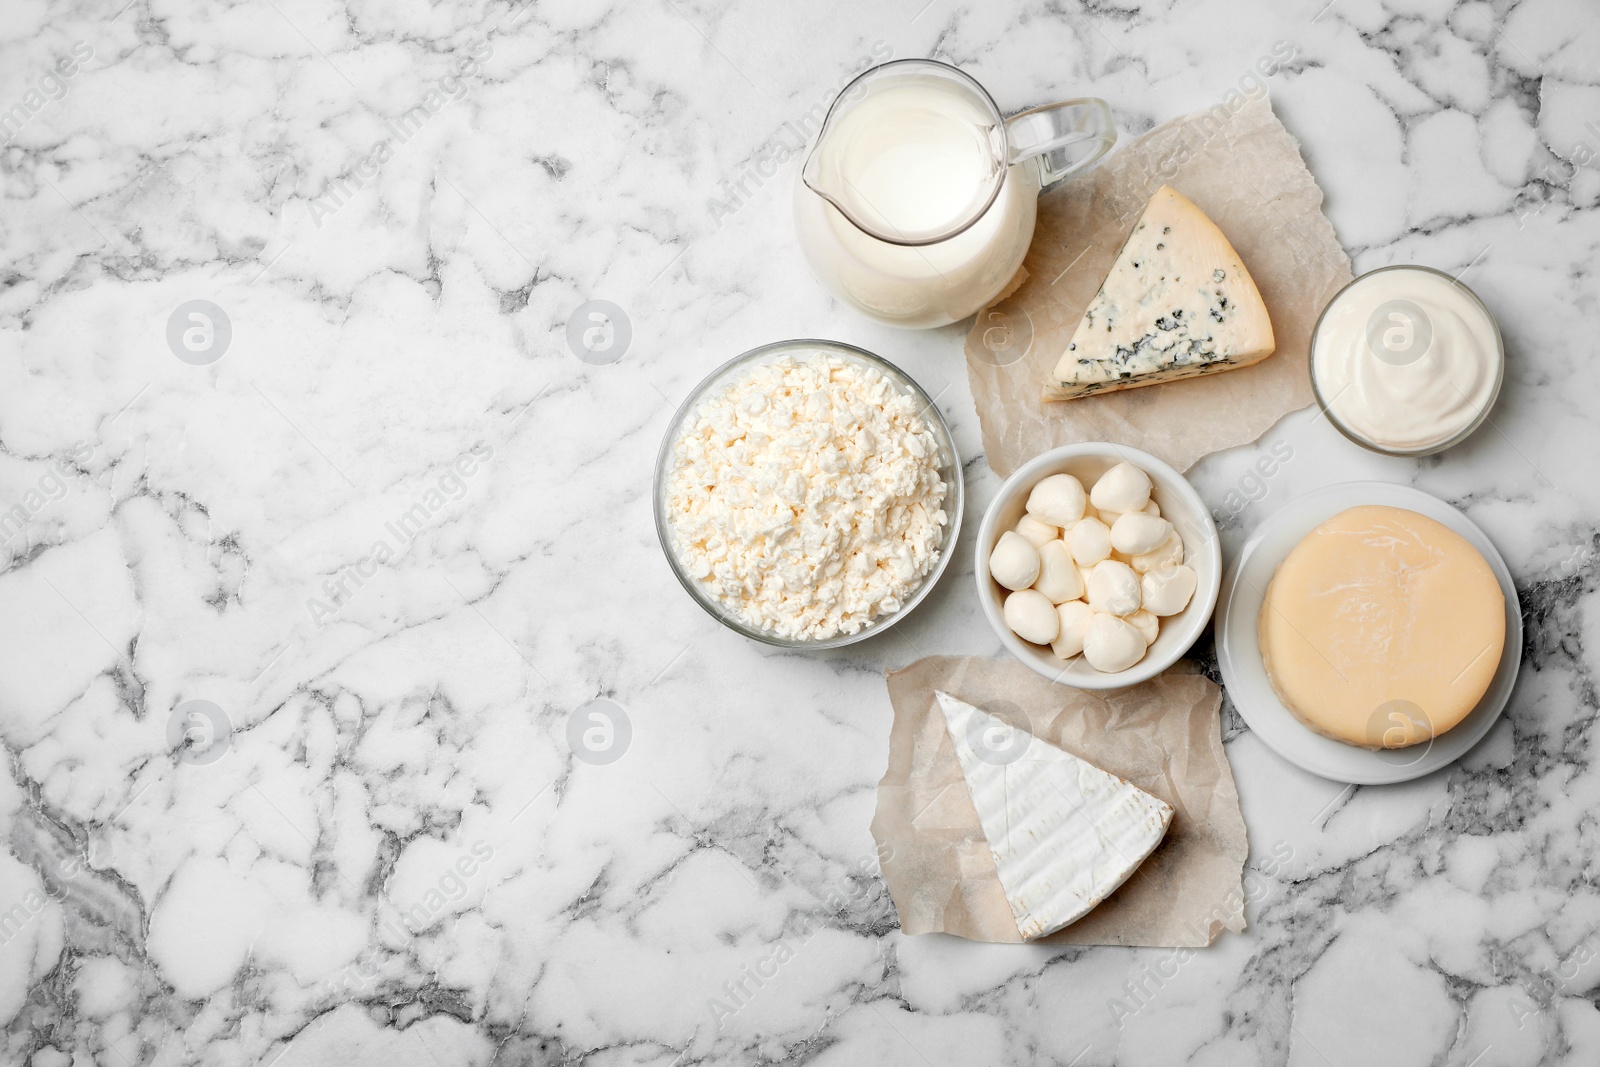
[1310,266,1503,454]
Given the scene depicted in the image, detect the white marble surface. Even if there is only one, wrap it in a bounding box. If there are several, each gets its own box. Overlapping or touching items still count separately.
[1,0,1598,1063]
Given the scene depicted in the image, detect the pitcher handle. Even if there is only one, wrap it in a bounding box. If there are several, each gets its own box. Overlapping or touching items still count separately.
[1005,98,1116,187]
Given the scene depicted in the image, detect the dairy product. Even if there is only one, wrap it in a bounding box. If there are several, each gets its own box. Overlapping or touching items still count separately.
[1258,505,1505,748]
[1140,564,1197,617]
[988,460,1197,670]
[810,74,999,243]
[1109,512,1172,555]
[1004,589,1059,644]
[665,353,948,641]
[1089,462,1151,513]
[1033,540,1084,604]
[1025,474,1088,526]
[989,531,1041,591]
[1086,560,1141,617]
[1051,601,1094,659]
[794,73,1040,329]
[1129,530,1184,574]
[1126,609,1159,646]
[1083,614,1147,673]
[1065,516,1112,566]
[1047,186,1275,399]
[1311,266,1502,453]
[1014,514,1059,548]
[934,691,1174,939]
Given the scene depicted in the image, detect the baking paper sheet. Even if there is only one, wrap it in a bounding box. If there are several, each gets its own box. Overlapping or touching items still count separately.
[872,656,1248,946]
[964,93,1353,478]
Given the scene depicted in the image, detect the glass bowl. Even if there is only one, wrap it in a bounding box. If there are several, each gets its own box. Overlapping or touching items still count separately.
[1309,264,1505,457]
[653,338,963,649]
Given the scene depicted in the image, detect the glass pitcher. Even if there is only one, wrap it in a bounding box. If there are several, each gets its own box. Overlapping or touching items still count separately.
[793,59,1115,329]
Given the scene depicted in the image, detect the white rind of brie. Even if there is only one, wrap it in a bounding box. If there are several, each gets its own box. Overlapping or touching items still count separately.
[935,690,1174,940]
[1046,184,1275,400]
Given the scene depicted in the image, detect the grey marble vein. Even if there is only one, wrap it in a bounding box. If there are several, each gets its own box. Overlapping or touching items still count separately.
[1,0,1598,1064]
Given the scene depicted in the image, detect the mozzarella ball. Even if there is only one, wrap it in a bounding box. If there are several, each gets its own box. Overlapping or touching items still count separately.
[1083,613,1149,672]
[1127,608,1160,645]
[989,531,1041,591]
[1090,462,1153,514]
[1051,600,1095,659]
[1130,530,1186,574]
[1142,499,1161,517]
[1065,517,1112,566]
[1141,564,1198,616]
[1025,474,1087,526]
[1095,508,1122,529]
[1034,541,1085,604]
[1111,513,1175,556]
[1014,514,1060,548]
[1086,559,1141,616]
[1004,589,1059,645]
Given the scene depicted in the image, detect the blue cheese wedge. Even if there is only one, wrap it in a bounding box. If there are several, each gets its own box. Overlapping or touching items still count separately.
[935,691,1174,940]
[1046,185,1275,400]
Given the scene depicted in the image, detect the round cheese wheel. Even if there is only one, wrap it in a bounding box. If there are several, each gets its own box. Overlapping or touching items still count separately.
[1259,505,1504,749]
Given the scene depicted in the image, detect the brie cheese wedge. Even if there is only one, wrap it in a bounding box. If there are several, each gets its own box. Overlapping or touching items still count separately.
[936,690,1174,939]
[1046,185,1275,400]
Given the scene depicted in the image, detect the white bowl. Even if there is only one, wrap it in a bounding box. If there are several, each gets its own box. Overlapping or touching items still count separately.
[974,444,1221,689]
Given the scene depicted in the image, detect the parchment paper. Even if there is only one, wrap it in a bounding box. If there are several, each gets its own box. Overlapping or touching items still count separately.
[965,93,1353,478]
[872,656,1248,946]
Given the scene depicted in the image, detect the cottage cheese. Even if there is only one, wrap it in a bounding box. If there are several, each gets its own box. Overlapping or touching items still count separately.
[665,353,949,641]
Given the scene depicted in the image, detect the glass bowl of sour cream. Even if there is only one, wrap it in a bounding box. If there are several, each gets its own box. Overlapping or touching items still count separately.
[1309,264,1504,457]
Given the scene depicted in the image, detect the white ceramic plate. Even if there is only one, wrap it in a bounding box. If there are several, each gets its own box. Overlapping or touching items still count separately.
[1216,481,1521,785]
